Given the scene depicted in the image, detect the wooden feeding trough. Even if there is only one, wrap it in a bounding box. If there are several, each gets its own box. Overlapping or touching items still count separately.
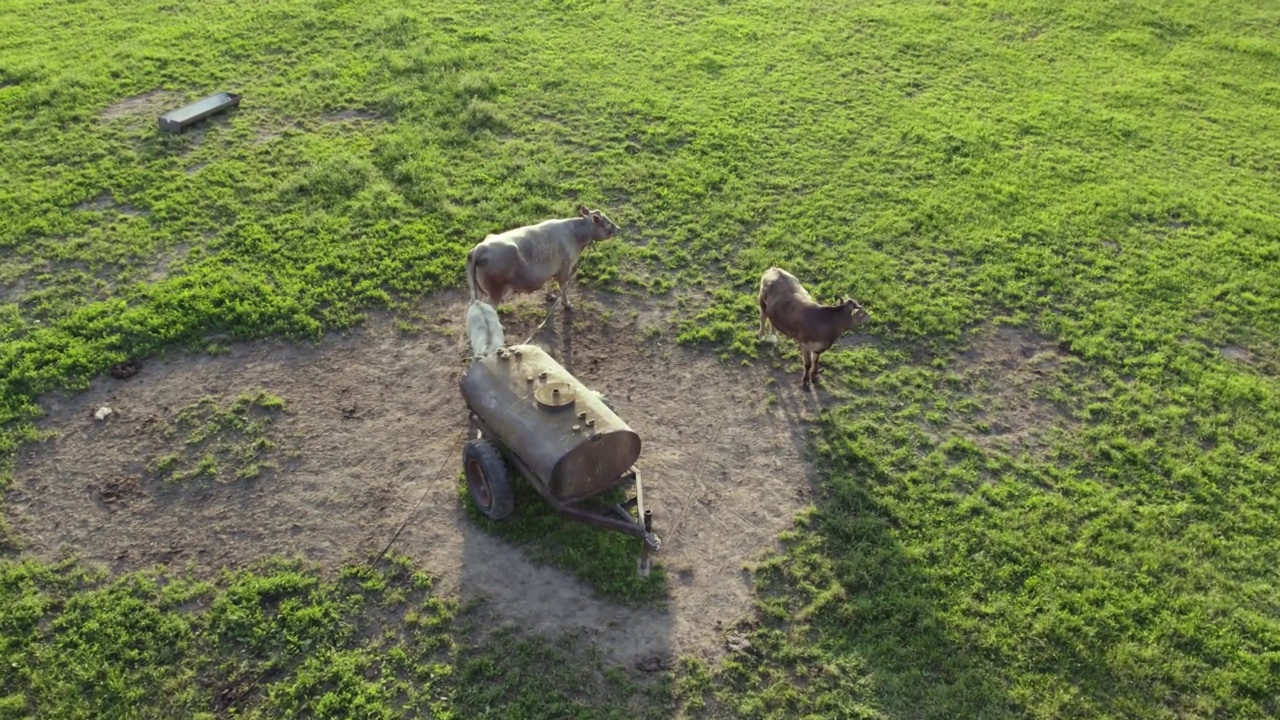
[459,343,661,576]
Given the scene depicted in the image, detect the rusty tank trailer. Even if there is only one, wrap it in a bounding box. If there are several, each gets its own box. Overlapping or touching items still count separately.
[459,343,660,575]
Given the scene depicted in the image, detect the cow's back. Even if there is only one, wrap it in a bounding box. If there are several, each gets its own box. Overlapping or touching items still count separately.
[760,267,818,337]
[761,268,815,307]
[497,219,576,267]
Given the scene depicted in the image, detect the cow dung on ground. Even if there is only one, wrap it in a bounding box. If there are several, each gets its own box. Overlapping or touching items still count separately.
[3,288,822,667]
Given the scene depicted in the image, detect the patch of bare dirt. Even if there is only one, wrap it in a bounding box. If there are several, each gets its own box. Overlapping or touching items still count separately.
[322,109,380,123]
[147,242,191,281]
[1215,341,1280,376]
[950,324,1074,456]
[0,263,35,304]
[533,113,567,126]
[1220,344,1254,363]
[4,288,815,667]
[100,89,181,121]
[74,192,149,217]
[89,476,144,511]
[253,111,381,145]
[251,119,303,146]
[170,113,234,148]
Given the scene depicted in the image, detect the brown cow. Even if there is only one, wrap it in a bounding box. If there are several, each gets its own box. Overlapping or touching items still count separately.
[466,205,619,312]
[757,266,870,389]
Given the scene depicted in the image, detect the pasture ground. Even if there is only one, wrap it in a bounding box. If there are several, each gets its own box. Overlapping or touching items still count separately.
[3,0,1280,718]
[7,289,816,670]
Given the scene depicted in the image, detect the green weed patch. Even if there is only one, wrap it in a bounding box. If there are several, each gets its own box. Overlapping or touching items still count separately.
[0,556,671,719]
[145,391,287,485]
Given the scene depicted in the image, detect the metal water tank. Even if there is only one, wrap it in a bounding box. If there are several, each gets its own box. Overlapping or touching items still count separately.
[459,344,640,502]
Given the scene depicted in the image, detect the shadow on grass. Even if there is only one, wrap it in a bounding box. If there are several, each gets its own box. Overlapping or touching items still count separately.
[709,372,1026,718]
[0,552,674,718]
[458,472,669,605]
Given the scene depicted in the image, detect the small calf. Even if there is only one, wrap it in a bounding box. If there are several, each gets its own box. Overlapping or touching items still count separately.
[757,266,870,389]
[466,205,619,312]
[465,299,505,358]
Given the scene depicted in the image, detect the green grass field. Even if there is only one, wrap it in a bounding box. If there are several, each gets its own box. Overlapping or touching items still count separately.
[3,0,1280,717]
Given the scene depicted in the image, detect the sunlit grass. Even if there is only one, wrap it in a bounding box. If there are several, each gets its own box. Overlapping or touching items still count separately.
[2,0,1279,717]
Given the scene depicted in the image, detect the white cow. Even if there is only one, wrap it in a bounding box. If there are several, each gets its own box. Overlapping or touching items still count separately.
[466,205,619,312]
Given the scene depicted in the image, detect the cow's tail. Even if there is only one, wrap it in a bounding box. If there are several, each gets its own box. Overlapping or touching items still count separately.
[466,247,483,302]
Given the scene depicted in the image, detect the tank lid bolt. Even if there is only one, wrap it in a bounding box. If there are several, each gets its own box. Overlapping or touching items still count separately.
[538,371,548,379]
[577,411,587,420]
[572,424,581,433]
[526,374,534,383]
[585,418,595,427]
[513,349,522,357]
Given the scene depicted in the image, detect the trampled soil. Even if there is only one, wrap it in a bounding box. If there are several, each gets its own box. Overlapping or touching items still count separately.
[5,288,823,667]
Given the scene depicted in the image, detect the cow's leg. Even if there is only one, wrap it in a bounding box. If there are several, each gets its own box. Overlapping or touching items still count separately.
[800,348,813,389]
[541,268,559,304]
[811,351,824,382]
[553,270,574,312]
[757,299,769,341]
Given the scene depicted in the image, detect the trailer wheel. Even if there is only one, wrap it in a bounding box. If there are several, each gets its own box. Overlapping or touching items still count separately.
[463,438,515,520]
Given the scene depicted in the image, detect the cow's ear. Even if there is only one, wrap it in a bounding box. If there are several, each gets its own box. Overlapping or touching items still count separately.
[577,204,590,216]
[591,213,602,225]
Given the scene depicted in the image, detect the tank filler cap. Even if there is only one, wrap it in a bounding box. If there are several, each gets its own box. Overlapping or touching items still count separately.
[535,381,576,408]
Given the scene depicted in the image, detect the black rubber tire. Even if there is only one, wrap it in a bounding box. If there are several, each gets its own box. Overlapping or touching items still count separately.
[463,438,515,521]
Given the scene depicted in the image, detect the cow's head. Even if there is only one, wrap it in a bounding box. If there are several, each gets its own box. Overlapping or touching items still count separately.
[839,296,871,329]
[578,204,619,242]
